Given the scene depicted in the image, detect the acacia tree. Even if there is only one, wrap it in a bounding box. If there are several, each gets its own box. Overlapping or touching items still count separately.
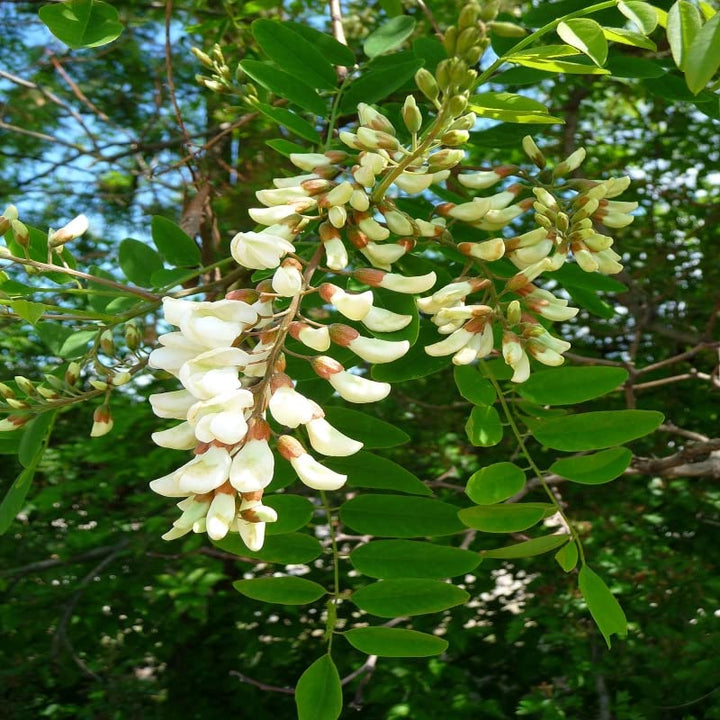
[2,0,720,718]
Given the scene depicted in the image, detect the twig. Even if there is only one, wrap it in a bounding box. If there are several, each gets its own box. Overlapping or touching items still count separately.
[229,670,295,694]
[328,0,349,79]
[416,0,443,37]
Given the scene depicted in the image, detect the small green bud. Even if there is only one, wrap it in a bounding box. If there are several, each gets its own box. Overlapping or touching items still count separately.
[447,94,468,117]
[522,135,545,169]
[6,398,29,410]
[507,300,522,326]
[111,371,132,387]
[535,213,553,230]
[90,380,108,391]
[478,0,500,22]
[415,68,440,102]
[487,21,527,38]
[428,149,466,172]
[464,45,484,66]
[65,362,81,386]
[191,47,214,69]
[100,329,115,356]
[553,148,587,178]
[459,4,479,29]
[556,212,570,233]
[441,130,470,147]
[11,220,29,247]
[36,386,59,400]
[124,322,141,351]
[443,25,459,56]
[532,187,557,209]
[44,374,65,391]
[0,382,15,399]
[14,376,35,395]
[402,95,423,134]
[434,60,452,94]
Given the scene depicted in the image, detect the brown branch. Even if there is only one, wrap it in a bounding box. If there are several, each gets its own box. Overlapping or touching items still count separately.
[328,0,349,80]
[229,670,295,694]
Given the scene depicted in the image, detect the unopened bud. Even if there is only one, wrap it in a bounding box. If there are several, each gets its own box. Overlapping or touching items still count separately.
[553,148,587,178]
[6,398,29,409]
[124,322,141,350]
[415,68,439,102]
[443,25,458,55]
[48,214,88,247]
[44,374,65,391]
[191,47,214,68]
[507,300,522,326]
[358,103,395,135]
[91,403,113,437]
[100,330,115,356]
[458,4,479,29]
[522,136,545,169]
[90,380,108,391]
[441,129,470,147]
[14,376,35,395]
[11,220,29,247]
[479,0,500,21]
[402,95,422,134]
[488,21,527,38]
[0,414,30,432]
[65,362,81,386]
[36,386,59,400]
[0,382,15,399]
[111,371,132,386]
[428,149,465,172]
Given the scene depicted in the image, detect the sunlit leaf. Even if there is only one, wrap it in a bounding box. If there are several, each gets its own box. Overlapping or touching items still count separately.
[39,0,123,49]
[579,566,628,648]
[351,578,469,617]
[344,627,448,657]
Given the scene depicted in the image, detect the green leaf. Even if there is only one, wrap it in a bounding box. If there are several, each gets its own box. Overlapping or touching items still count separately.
[550,447,633,485]
[233,576,326,605]
[667,1,703,71]
[35,323,95,359]
[263,494,315,535]
[39,0,123,49]
[699,1,716,20]
[466,462,526,505]
[532,410,664,451]
[605,55,665,79]
[214,532,322,564]
[340,59,423,114]
[151,216,201,267]
[349,540,481,579]
[10,299,46,326]
[508,50,610,74]
[482,533,570,559]
[255,103,322,144]
[18,412,55,468]
[340,495,466,537]
[0,410,55,534]
[578,566,628,648]
[282,22,355,67]
[296,655,343,720]
[118,238,164,287]
[603,26,657,50]
[517,366,628,406]
[470,92,564,124]
[553,262,627,293]
[454,366,496,406]
[685,13,720,93]
[458,503,556,533]
[555,541,579,572]
[252,19,337,90]
[510,44,582,59]
[557,19,608,66]
[465,405,503,447]
[266,138,306,158]
[364,16,416,58]
[618,1,659,34]
[372,325,448,382]
[323,407,410,448]
[344,627,448,657]
[327,451,431,496]
[567,286,616,318]
[240,60,326,115]
[351,579,469,617]
[151,268,193,289]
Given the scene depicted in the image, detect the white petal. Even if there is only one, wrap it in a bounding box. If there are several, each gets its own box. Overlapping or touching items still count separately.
[328,371,391,404]
[149,389,196,419]
[291,453,347,490]
[268,386,315,428]
[306,418,363,457]
[152,422,198,450]
[229,439,275,492]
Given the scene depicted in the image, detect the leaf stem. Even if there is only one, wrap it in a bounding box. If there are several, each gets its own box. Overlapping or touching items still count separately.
[320,489,341,651]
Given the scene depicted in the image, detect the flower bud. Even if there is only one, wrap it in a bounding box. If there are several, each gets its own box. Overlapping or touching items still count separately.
[522,136,545,168]
[65,362,81,386]
[328,205,348,229]
[447,94,469,117]
[91,403,113,437]
[349,188,370,212]
[289,322,332,352]
[0,414,30,432]
[507,300,522,326]
[553,148,587,178]
[48,214,89,247]
[402,95,422,133]
[358,103,395,135]
[100,329,115,356]
[443,25,458,55]
[488,21,527,37]
[354,268,437,294]
[415,68,439,102]
[0,382,15,399]
[427,149,465,172]
[124,322,141,350]
[272,258,304,297]
[111,371,132,386]
[11,220,29,247]
[14,376,35,396]
[319,283,373,321]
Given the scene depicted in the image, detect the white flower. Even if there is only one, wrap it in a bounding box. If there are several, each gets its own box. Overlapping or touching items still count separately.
[321,233,349,271]
[425,327,474,356]
[346,335,410,364]
[186,389,254,444]
[163,297,257,349]
[178,347,250,399]
[290,323,331,352]
[328,370,391,404]
[148,333,206,376]
[49,214,89,244]
[290,152,332,172]
[152,421,198,450]
[444,198,491,222]
[459,238,505,261]
[320,284,374,321]
[229,438,274,492]
[457,170,504,190]
[361,306,412,332]
[271,262,303,297]
[248,205,301,226]
[206,492,237,541]
[360,242,407,270]
[291,452,347,490]
[149,389,196,419]
[325,181,354,206]
[150,446,232,496]
[393,172,434,193]
[268,385,315,428]
[230,230,295,269]
[305,417,363,457]
[237,518,266,551]
[256,186,308,206]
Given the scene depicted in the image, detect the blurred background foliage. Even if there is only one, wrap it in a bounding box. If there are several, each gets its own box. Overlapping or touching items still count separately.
[1,0,719,718]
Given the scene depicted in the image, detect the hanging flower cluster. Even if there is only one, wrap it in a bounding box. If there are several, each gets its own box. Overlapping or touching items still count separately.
[148,3,637,546]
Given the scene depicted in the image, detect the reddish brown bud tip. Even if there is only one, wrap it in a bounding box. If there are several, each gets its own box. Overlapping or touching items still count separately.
[328,324,359,347]
[353,268,386,287]
[310,355,344,379]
